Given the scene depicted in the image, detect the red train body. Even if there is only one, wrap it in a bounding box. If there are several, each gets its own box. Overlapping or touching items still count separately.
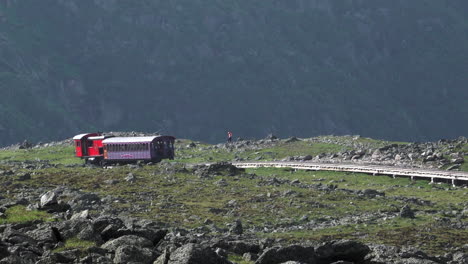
[73,133,175,165]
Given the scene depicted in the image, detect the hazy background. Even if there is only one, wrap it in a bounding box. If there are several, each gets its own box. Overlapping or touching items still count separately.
[0,0,467,146]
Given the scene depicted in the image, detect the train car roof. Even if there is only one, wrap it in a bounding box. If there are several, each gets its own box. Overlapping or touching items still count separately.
[73,133,100,140]
[88,136,107,140]
[102,136,174,144]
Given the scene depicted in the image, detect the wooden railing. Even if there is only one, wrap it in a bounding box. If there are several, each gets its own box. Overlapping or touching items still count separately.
[232,161,468,186]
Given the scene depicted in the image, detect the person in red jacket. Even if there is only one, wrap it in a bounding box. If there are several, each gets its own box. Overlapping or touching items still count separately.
[227,131,233,143]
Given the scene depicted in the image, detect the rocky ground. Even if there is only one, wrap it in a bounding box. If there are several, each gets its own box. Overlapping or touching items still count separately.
[214,135,468,171]
[0,180,466,264]
[0,134,467,263]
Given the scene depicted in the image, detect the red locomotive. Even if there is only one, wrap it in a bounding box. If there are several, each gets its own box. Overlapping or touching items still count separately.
[73,133,175,165]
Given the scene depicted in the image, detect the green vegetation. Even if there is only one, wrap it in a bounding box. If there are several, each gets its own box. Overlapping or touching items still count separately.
[52,237,96,253]
[0,205,54,224]
[254,141,345,160]
[0,146,78,165]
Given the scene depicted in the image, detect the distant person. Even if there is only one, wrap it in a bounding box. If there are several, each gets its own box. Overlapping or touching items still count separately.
[227,131,233,143]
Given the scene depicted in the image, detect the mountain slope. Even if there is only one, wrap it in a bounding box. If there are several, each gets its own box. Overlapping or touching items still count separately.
[0,0,467,145]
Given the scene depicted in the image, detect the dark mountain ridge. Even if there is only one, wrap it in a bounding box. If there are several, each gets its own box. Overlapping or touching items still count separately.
[0,0,467,146]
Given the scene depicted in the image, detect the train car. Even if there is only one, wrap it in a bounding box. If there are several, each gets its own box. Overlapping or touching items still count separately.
[73,133,114,164]
[103,136,175,163]
[73,133,175,165]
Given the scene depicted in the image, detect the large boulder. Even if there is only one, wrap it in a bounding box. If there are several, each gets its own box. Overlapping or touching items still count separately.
[76,223,103,243]
[68,193,102,211]
[70,209,90,220]
[92,216,126,241]
[315,240,370,263]
[2,227,37,247]
[194,162,244,177]
[26,224,60,244]
[129,227,167,245]
[167,243,232,264]
[255,245,317,264]
[101,235,153,251]
[99,224,130,241]
[113,245,156,264]
[55,219,95,241]
[40,191,57,207]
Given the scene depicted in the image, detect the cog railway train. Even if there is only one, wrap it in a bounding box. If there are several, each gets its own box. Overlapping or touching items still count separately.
[73,133,175,165]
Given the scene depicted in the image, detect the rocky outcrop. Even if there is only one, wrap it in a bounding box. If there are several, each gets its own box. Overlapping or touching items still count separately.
[255,245,317,264]
[166,243,232,264]
[0,187,465,264]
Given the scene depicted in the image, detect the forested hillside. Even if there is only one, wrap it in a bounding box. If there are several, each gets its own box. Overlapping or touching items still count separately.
[1,0,467,145]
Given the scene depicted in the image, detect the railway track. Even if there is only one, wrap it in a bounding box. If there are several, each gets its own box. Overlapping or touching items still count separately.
[232,161,468,186]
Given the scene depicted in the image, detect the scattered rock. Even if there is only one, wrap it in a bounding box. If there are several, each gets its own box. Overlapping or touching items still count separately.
[285,137,300,143]
[400,204,415,218]
[266,134,278,140]
[255,245,316,264]
[194,162,244,178]
[16,173,31,181]
[214,179,228,187]
[167,243,232,264]
[113,245,156,264]
[40,191,57,207]
[125,173,136,183]
[19,140,33,149]
[70,210,90,220]
[229,219,243,235]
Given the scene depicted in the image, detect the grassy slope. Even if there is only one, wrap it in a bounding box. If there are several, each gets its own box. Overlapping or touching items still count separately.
[0,137,467,255]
